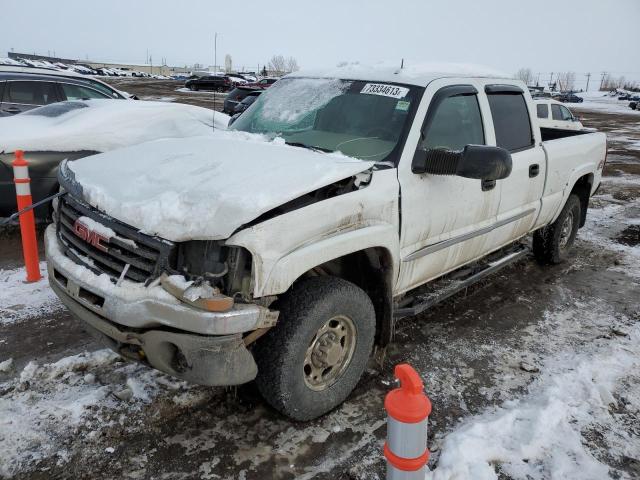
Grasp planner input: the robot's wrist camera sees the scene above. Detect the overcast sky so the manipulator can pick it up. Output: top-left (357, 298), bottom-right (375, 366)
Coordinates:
top-left (2, 0), bottom-right (639, 88)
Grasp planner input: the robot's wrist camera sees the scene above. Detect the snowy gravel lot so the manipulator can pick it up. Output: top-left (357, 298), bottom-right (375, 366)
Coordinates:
top-left (0, 104), bottom-right (639, 479)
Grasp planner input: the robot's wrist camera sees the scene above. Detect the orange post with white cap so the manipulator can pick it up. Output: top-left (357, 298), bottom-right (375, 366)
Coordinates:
top-left (12, 150), bottom-right (42, 282)
top-left (384, 363), bottom-right (432, 479)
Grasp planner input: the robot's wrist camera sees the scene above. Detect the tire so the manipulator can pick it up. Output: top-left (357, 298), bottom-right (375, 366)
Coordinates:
top-left (533, 194), bottom-right (581, 265)
top-left (254, 276), bottom-right (376, 421)
top-left (189, 84), bottom-right (198, 91)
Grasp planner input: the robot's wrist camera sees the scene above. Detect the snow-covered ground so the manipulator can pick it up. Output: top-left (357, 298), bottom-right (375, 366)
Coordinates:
top-left (571, 91), bottom-right (640, 116)
top-left (0, 262), bottom-right (62, 325)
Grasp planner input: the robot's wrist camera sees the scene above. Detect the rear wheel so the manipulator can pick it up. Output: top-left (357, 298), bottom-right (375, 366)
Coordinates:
top-left (533, 194), bottom-right (581, 264)
top-left (254, 276), bottom-right (375, 421)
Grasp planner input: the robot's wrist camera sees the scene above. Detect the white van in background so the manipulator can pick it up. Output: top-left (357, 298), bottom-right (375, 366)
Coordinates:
top-left (535, 98), bottom-right (584, 131)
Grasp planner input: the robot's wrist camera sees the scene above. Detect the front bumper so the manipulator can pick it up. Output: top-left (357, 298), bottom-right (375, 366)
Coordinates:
top-left (45, 225), bottom-right (271, 385)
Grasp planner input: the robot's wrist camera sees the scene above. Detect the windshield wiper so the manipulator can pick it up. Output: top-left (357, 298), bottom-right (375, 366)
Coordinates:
top-left (285, 141), bottom-right (333, 153)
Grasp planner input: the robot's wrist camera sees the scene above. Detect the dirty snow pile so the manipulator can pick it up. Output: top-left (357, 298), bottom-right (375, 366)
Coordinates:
top-left (429, 321), bottom-right (640, 480)
top-left (0, 349), bottom-right (193, 477)
top-left (67, 134), bottom-right (372, 241)
top-left (0, 99), bottom-right (229, 154)
top-left (0, 262), bottom-right (62, 324)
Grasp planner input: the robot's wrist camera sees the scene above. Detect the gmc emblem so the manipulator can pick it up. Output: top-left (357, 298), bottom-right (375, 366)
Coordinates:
top-left (73, 219), bottom-right (109, 252)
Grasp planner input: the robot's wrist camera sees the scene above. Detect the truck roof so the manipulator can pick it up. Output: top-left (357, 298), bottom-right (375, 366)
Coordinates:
top-left (288, 62), bottom-right (511, 87)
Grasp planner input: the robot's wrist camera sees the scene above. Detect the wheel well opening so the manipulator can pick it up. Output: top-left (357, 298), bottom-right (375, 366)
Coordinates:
top-left (570, 174), bottom-right (593, 228)
top-left (303, 248), bottom-right (394, 346)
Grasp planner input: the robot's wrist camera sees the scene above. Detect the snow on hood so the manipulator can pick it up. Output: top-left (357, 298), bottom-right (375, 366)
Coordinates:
top-left (68, 134), bottom-right (374, 241)
top-left (0, 99), bottom-right (229, 154)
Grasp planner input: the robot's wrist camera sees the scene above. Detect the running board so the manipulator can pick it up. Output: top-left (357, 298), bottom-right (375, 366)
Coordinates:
top-left (393, 245), bottom-right (529, 319)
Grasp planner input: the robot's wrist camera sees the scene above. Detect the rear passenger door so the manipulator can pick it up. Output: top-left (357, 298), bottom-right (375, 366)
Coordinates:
top-left (0, 81), bottom-right (60, 115)
top-left (483, 85), bottom-right (545, 247)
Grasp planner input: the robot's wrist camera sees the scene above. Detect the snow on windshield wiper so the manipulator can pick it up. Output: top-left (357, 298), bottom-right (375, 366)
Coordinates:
top-left (285, 142), bottom-right (333, 153)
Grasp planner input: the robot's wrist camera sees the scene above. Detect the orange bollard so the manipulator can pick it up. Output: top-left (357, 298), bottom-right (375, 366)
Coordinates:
top-left (12, 150), bottom-right (42, 282)
top-left (384, 364), bottom-right (432, 479)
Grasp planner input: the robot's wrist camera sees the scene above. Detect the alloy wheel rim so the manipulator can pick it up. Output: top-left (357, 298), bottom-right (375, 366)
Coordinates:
top-left (559, 211), bottom-right (574, 249)
top-left (303, 315), bottom-right (357, 391)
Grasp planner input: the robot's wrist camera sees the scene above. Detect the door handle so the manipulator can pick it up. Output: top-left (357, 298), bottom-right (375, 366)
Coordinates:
top-left (529, 164), bottom-right (540, 178)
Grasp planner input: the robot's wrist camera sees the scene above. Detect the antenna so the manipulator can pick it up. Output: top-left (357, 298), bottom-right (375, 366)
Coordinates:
top-left (400, 58), bottom-right (404, 69)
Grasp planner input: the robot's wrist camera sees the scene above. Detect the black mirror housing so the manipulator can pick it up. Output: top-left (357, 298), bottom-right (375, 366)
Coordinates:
top-left (412, 144), bottom-right (512, 181)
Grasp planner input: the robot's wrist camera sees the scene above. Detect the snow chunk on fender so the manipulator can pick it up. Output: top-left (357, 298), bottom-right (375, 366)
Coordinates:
top-left (68, 134), bottom-right (374, 241)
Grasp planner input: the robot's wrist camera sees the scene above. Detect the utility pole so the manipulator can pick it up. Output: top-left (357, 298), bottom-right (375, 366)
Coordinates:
top-left (585, 73), bottom-right (591, 92)
top-left (214, 32), bottom-right (217, 73)
top-left (549, 72), bottom-right (554, 89)
top-left (599, 72), bottom-right (607, 91)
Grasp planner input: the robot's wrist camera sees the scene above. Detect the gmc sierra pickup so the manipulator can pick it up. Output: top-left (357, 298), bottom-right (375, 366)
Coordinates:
top-left (45, 66), bottom-right (607, 421)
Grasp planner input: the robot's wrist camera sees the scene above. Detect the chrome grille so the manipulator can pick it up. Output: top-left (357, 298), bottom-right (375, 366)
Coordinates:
top-left (57, 195), bottom-right (175, 283)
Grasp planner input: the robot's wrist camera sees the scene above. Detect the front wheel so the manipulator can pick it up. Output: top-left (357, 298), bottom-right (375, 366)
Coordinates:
top-left (533, 194), bottom-right (581, 264)
top-left (189, 84), bottom-right (198, 91)
top-left (254, 276), bottom-right (376, 421)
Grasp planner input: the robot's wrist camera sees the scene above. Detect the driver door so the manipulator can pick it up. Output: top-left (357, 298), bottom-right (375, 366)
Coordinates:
top-left (396, 79), bottom-right (501, 294)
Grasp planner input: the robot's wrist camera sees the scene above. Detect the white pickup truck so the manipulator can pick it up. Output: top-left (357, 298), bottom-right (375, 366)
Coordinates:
top-left (46, 66), bottom-right (607, 421)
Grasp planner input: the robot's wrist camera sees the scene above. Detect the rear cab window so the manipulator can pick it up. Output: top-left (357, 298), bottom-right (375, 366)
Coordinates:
top-left (536, 103), bottom-right (549, 119)
top-left (485, 85), bottom-right (534, 152)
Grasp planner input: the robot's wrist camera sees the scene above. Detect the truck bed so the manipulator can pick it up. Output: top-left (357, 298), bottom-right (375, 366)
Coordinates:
top-left (540, 127), bottom-right (593, 142)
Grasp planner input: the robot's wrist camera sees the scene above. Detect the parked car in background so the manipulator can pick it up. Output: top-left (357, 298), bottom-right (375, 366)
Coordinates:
top-left (223, 86), bottom-right (261, 114)
top-left (630, 101), bottom-right (638, 110)
top-left (227, 75), bottom-right (248, 86)
top-left (554, 93), bottom-right (583, 103)
top-left (0, 100), bottom-right (229, 220)
top-left (238, 73), bottom-right (257, 82)
top-left (228, 90), bottom-right (262, 125)
top-left (0, 70), bottom-right (128, 116)
top-left (245, 77), bottom-right (278, 89)
top-left (185, 75), bottom-right (232, 92)
top-left (535, 99), bottom-right (584, 130)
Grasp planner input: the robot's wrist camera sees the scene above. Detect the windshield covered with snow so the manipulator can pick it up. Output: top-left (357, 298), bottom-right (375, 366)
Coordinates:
top-left (230, 77), bottom-right (420, 163)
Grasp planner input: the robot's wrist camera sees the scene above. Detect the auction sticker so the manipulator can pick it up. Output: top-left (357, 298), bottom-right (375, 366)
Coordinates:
top-left (360, 83), bottom-right (409, 98)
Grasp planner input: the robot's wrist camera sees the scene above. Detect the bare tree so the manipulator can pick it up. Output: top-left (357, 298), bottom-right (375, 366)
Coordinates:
top-left (285, 56), bottom-right (300, 73)
top-left (556, 71), bottom-right (576, 92)
top-left (515, 68), bottom-right (534, 86)
top-left (268, 55), bottom-right (286, 75)
top-left (224, 54), bottom-right (232, 73)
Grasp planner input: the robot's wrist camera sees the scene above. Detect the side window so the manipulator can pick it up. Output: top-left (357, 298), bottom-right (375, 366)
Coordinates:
top-left (61, 84), bottom-right (109, 101)
top-left (536, 103), bottom-right (549, 119)
top-left (487, 92), bottom-right (533, 152)
top-left (5, 81), bottom-right (58, 105)
top-left (551, 104), bottom-right (563, 120)
top-left (560, 105), bottom-right (573, 121)
top-left (421, 94), bottom-right (484, 151)
top-left (88, 81), bottom-right (120, 98)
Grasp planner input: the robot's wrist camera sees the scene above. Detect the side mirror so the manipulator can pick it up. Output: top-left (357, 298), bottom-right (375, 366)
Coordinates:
top-left (412, 144), bottom-right (512, 181)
